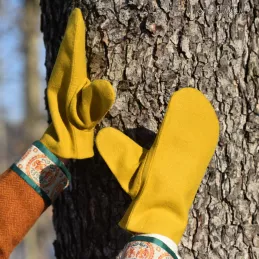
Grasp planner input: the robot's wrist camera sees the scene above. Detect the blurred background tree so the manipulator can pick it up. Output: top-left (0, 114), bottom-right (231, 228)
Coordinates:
top-left (22, 0), bottom-right (42, 142)
top-left (0, 0), bottom-right (55, 258)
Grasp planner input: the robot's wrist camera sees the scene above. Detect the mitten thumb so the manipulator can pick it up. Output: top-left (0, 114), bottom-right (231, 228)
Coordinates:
top-left (96, 127), bottom-right (147, 198)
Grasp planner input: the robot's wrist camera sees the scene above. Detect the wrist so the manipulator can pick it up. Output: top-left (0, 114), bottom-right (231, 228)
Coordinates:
top-left (11, 141), bottom-right (71, 206)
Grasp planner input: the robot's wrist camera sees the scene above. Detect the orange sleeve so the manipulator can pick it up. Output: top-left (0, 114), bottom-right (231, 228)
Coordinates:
top-left (0, 141), bottom-right (70, 259)
top-left (0, 169), bottom-right (46, 258)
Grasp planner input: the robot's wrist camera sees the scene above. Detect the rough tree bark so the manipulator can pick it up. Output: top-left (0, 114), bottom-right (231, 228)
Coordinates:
top-left (40, 0), bottom-right (259, 258)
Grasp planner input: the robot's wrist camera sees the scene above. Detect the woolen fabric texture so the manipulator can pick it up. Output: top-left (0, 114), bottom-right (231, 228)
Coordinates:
top-left (0, 169), bottom-right (46, 258)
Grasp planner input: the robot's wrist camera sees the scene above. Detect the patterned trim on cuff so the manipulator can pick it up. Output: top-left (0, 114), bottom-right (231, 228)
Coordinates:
top-left (33, 141), bottom-right (71, 182)
top-left (128, 235), bottom-right (179, 259)
top-left (135, 234), bottom-right (181, 258)
top-left (11, 141), bottom-right (71, 205)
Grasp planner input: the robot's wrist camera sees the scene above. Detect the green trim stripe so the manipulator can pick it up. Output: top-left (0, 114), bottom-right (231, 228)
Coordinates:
top-left (11, 164), bottom-right (52, 206)
top-left (33, 141), bottom-right (71, 182)
top-left (130, 235), bottom-right (179, 259)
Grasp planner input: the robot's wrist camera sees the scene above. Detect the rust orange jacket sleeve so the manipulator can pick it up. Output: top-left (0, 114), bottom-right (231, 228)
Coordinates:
top-left (0, 141), bottom-right (71, 258)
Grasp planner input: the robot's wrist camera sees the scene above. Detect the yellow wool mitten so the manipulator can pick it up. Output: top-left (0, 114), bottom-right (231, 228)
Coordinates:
top-left (40, 8), bottom-right (115, 159)
top-left (96, 88), bottom-right (219, 244)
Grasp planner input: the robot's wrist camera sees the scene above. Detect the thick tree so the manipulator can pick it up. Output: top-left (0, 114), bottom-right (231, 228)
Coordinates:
top-left (40, 0), bottom-right (259, 258)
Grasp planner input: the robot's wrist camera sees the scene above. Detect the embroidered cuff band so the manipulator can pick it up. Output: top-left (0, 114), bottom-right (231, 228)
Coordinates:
top-left (11, 141), bottom-right (71, 206)
top-left (129, 235), bottom-right (179, 259)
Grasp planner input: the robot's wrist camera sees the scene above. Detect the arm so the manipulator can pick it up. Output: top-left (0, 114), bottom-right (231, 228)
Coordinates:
top-left (0, 141), bottom-right (70, 259)
top-left (0, 8), bottom-right (114, 258)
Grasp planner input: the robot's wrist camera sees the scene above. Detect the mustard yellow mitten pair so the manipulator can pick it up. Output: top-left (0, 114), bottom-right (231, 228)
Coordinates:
top-left (42, 8), bottom-right (220, 245)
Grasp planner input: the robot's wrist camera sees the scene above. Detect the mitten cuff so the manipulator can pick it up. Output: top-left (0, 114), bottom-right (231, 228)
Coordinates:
top-left (129, 235), bottom-right (180, 259)
top-left (11, 141), bottom-right (71, 206)
top-left (117, 234), bottom-right (180, 259)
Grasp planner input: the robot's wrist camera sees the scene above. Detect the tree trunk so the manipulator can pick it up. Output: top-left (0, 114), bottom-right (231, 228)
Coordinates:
top-left (40, 0), bottom-right (259, 258)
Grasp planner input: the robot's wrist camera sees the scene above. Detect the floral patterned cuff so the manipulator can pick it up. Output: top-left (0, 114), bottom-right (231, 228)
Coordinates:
top-left (11, 141), bottom-right (71, 206)
top-left (117, 234), bottom-right (180, 259)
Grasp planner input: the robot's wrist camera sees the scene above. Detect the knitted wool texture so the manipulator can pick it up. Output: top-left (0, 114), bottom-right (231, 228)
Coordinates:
top-left (41, 8), bottom-right (115, 159)
top-left (0, 170), bottom-right (45, 258)
top-left (96, 88), bottom-right (220, 244)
